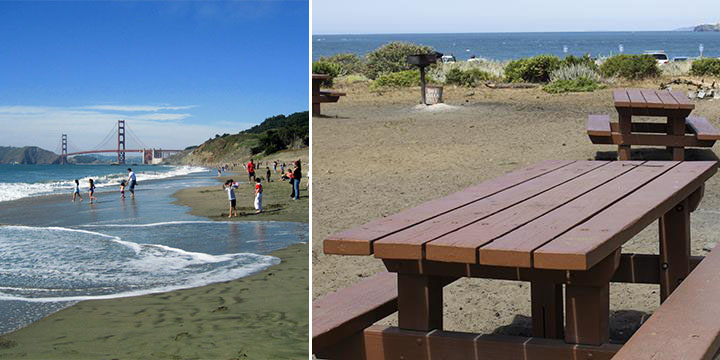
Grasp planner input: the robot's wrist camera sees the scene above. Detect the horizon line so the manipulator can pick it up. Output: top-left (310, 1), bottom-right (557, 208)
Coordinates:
top-left (312, 29), bottom-right (695, 36)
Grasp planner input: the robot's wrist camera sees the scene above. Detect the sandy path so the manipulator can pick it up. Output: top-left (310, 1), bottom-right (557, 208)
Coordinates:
top-left (312, 82), bottom-right (720, 341)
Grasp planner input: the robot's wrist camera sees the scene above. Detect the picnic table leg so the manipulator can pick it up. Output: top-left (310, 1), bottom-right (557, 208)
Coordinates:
top-left (397, 273), bottom-right (444, 331)
top-left (668, 116), bottom-right (686, 161)
top-left (531, 281), bottom-right (564, 339)
top-left (618, 109), bottom-right (632, 160)
top-left (564, 250), bottom-right (620, 346)
top-left (659, 198), bottom-right (691, 302)
top-left (312, 102), bottom-right (321, 116)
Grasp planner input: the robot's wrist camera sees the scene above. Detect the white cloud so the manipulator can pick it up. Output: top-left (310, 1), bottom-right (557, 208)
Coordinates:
top-left (80, 105), bottom-right (196, 112)
top-left (0, 104), bottom-right (227, 152)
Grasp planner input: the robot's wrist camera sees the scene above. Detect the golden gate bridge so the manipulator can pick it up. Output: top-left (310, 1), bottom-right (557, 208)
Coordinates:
top-left (57, 120), bottom-right (182, 165)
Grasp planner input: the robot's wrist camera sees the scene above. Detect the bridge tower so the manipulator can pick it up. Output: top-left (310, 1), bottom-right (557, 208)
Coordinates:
top-left (117, 120), bottom-right (126, 164)
top-left (61, 134), bottom-right (68, 164)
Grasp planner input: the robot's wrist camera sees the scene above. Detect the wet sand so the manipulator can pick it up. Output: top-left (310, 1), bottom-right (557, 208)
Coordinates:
top-left (312, 81), bottom-right (720, 342)
top-left (0, 243), bottom-right (308, 359)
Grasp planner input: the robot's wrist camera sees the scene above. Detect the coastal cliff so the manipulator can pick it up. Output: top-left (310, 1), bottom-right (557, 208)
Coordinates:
top-left (164, 111), bottom-right (309, 165)
top-left (694, 23), bottom-right (720, 32)
top-left (0, 146), bottom-right (59, 164)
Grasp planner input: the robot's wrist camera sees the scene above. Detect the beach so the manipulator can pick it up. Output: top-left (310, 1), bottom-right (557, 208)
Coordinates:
top-left (311, 81), bottom-right (720, 341)
top-left (0, 166), bottom-right (309, 359)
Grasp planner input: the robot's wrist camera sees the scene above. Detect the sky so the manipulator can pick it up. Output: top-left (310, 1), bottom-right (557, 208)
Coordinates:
top-left (0, 1), bottom-right (308, 152)
top-left (312, 0), bottom-right (720, 34)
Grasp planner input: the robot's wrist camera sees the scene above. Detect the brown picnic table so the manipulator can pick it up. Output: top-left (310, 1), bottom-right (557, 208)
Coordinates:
top-left (588, 88), bottom-right (720, 160)
top-left (318, 159), bottom-right (717, 359)
top-left (312, 73), bottom-right (346, 116)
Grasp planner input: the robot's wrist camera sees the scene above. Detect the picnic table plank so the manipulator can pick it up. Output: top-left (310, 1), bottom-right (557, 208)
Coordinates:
top-left (323, 160), bottom-right (575, 255)
top-left (587, 115), bottom-right (612, 136)
top-left (425, 161), bottom-right (643, 264)
top-left (626, 89), bottom-right (648, 108)
top-left (656, 90), bottom-right (680, 109)
top-left (533, 161), bottom-right (717, 270)
top-left (474, 161), bottom-right (678, 267)
top-left (687, 116), bottom-right (720, 141)
top-left (372, 161), bottom-right (609, 260)
top-left (670, 90), bottom-right (695, 110)
top-left (639, 89), bottom-right (665, 109)
top-left (613, 89), bottom-right (631, 108)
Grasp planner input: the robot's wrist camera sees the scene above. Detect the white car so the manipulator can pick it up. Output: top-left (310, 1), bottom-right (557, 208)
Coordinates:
top-left (644, 50), bottom-right (669, 65)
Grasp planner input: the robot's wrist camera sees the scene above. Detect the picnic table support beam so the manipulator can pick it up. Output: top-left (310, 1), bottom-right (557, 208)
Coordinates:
top-left (564, 250), bottom-right (620, 346)
top-left (659, 197), bottom-right (691, 302)
top-left (530, 281), bottom-right (564, 339)
top-left (618, 109), bottom-right (632, 160)
top-left (669, 115), bottom-right (686, 161)
top-left (397, 273), bottom-right (444, 331)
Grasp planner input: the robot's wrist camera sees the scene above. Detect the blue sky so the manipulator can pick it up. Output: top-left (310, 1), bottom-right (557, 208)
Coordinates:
top-left (0, 1), bottom-right (308, 151)
top-left (312, 0), bottom-right (719, 34)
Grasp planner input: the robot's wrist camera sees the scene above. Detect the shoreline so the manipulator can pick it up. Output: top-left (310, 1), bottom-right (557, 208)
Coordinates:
top-left (0, 170), bottom-right (309, 358)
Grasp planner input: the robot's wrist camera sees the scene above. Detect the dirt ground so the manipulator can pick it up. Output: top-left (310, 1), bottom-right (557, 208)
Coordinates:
top-left (311, 80), bottom-right (720, 342)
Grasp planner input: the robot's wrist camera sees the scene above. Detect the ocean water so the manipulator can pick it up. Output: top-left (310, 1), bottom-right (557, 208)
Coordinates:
top-left (0, 166), bottom-right (308, 334)
top-left (312, 31), bottom-right (720, 61)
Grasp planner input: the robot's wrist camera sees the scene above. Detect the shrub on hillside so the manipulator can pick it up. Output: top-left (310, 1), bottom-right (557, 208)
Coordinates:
top-left (505, 55), bottom-right (561, 83)
top-left (445, 67), bottom-right (494, 86)
top-left (317, 53), bottom-right (365, 76)
top-left (364, 42), bottom-right (434, 79)
top-left (550, 64), bottom-right (602, 83)
top-left (370, 70), bottom-right (425, 89)
top-left (599, 55), bottom-right (659, 79)
top-left (312, 60), bottom-right (341, 86)
top-left (561, 54), bottom-right (598, 70)
top-left (544, 77), bottom-right (604, 93)
top-left (690, 58), bottom-right (720, 77)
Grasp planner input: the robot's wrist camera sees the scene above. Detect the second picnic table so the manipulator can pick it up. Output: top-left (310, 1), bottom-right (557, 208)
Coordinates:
top-left (587, 88), bottom-right (720, 160)
top-left (323, 159), bottom-right (716, 358)
top-left (312, 73), bottom-right (346, 116)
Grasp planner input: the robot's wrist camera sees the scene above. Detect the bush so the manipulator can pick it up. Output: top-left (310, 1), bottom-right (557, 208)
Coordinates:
top-left (690, 58), bottom-right (720, 77)
top-left (371, 70), bottom-right (422, 89)
top-left (312, 60), bottom-right (341, 86)
top-left (544, 77), bottom-right (605, 93)
top-left (599, 55), bottom-right (659, 79)
top-left (445, 67), bottom-right (494, 86)
top-left (550, 64), bottom-right (602, 83)
top-left (505, 55), bottom-right (561, 83)
top-left (561, 54), bottom-right (597, 70)
top-left (318, 53), bottom-right (365, 76)
top-left (364, 42), bottom-right (434, 79)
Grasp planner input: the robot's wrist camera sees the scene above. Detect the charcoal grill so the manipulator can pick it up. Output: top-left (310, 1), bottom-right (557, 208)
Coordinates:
top-left (406, 51), bottom-right (443, 105)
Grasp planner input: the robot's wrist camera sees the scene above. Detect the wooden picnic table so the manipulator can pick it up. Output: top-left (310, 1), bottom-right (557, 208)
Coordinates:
top-left (312, 73), bottom-right (345, 116)
top-left (323, 160), bottom-right (717, 359)
top-left (588, 88), bottom-right (720, 161)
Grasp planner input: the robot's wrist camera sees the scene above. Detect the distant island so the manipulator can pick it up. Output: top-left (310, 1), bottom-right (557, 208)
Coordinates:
top-left (0, 146), bottom-right (59, 164)
top-left (676, 23), bottom-right (720, 32)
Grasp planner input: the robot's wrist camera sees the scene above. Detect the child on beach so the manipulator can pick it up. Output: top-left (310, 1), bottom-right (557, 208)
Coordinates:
top-left (120, 180), bottom-right (126, 199)
top-left (224, 179), bottom-right (238, 218)
top-left (72, 179), bottom-right (83, 202)
top-left (88, 179), bottom-right (97, 203)
top-left (254, 178), bottom-right (263, 214)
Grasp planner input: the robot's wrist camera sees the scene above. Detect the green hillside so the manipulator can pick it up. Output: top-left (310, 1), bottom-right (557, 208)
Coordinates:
top-left (0, 146), bottom-right (59, 164)
top-left (165, 111), bottom-right (308, 165)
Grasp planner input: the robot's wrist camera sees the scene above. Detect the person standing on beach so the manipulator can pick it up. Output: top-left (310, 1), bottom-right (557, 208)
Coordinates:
top-left (126, 168), bottom-right (137, 199)
top-left (247, 159), bottom-right (255, 184)
top-left (273, 160), bottom-right (278, 173)
top-left (88, 179), bottom-right (97, 203)
top-left (286, 168), bottom-right (295, 198)
top-left (224, 179), bottom-right (238, 218)
top-left (280, 162), bottom-right (285, 174)
top-left (266, 166), bottom-right (272, 182)
top-left (72, 179), bottom-right (83, 202)
top-left (254, 178), bottom-right (263, 214)
top-left (292, 160), bottom-right (301, 200)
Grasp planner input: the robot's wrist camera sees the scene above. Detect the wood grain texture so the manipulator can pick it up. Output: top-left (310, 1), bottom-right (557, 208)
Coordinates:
top-left (687, 116), bottom-right (720, 140)
top-left (587, 114), bottom-right (612, 136)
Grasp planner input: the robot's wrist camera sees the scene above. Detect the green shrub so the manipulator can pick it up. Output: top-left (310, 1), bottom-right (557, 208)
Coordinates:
top-left (690, 58), bottom-right (720, 77)
top-left (561, 54), bottom-right (597, 70)
top-left (312, 60), bottom-right (341, 86)
top-left (505, 55), bottom-right (561, 83)
top-left (371, 70), bottom-right (422, 89)
top-left (364, 42), bottom-right (434, 79)
top-left (543, 77), bottom-right (604, 93)
top-left (599, 55), bottom-right (659, 79)
top-left (550, 64), bottom-right (602, 82)
top-left (318, 53), bottom-right (365, 76)
top-left (445, 67), bottom-right (494, 86)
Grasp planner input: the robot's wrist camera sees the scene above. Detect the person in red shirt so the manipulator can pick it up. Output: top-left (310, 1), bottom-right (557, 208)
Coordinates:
top-left (247, 159), bottom-right (255, 184)
top-left (254, 178), bottom-right (263, 214)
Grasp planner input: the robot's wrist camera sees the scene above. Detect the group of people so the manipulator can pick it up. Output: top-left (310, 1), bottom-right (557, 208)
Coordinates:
top-left (221, 158), bottom-right (303, 218)
top-left (72, 168), bottom-right (138, 204)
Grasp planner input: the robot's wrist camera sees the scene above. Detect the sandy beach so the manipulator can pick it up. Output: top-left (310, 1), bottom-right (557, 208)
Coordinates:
top-left (0, 168), bottom-right (309, 359)
top-left (312, 81), bottom-right (720, 342)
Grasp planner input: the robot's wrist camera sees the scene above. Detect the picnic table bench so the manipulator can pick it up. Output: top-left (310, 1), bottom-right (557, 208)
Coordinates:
top-left (312, 73), bottom-right (346, 116)
top-left (588, 88), bottom-right (720, 160)
top-left (314, 160), bottom-right (718, 359)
